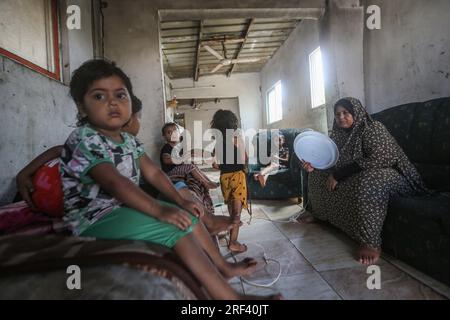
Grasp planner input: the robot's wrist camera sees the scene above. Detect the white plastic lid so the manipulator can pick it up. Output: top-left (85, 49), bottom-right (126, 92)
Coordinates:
top-left (294, 131), bottom-right (339, 170)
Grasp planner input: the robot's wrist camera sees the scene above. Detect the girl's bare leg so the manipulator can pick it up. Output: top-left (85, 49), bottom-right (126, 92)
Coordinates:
top-left (260, 162), bottom-right (279, 176)
top-left (174, 233), bottom-right (282, 300)
top-left (174, 233), bottom-right (239, 299)
top-left (227, 200), bottom-right (247, 253)
top-left (178, 188), bottom-right (238, 235)
top-left (191, 168), bottom-right (219, 189)
top-left (192, 222), bottom-right (258, 278)
top-left (254, 163), bottom-right (278, 188)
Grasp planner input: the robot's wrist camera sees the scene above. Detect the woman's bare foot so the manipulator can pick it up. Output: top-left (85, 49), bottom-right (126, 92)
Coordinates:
top-left (357, 246), bottom-right (381, 265)
top-left (221, 257), bottom-right (259, 279)
top-left (296, 212), bottom-right (315, 224)
top-left (228, 241), bottom-right (248, 254)
top-left (204, 215), bottom-right (242, 235)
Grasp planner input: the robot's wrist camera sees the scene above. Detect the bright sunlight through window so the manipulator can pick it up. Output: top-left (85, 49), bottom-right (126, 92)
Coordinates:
top-left (309, 47), bottom-right (325, 108)
top-left (267, 81), bottom-right (282, 124)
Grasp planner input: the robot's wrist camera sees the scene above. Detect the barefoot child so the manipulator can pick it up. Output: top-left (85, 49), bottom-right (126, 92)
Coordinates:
top-left (160, 122), bottom-right (219, 190)
top-left (254, 132), bottom-right (290, 188)
top-left (58, 59), bottom-right (280, 300)
top-left (160, 122), bottom-right (238, 235)
top-left (211, 110), bottom-right (249, 254)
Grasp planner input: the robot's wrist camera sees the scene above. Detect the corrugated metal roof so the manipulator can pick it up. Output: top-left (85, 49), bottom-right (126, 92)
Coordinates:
top-left (160, 17), bottom-right (300, 79)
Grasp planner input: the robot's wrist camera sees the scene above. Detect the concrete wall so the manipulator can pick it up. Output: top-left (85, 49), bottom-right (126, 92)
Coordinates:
top-left (363, 0), bottom-right (450, 113)
top-left (102, 1), bottom-right (166, 160)
top-left (164, 73), bottom-right (175, 122)
top-left (0, 0), bottom-right (94, 204)
top-left (179, 98), bottom-right (240, 149)
top-left (260, 20), bottom-right (328, 134)
top-left (154, 0), bottom-right (325, 11)
top-left (320, 1), bottom-right (365, 130)
top-left (66, 0), bottom-right (95, 76)
top-left (171, 73), bottom-right (262, 131)
top-left (101, 0), bottom-right (328, 161)
top-left (0, 57), bottom-right (77, 205)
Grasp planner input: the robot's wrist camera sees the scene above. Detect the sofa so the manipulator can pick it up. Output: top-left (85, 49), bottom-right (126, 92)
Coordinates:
top-left (371, 97), bottom-right (450, 287)
top-left (0, 233), bottom-right (208, 299)
top-left (0, 201), bottom-right (208, 299)
top-left (247, 128), bottom-right (307, 201)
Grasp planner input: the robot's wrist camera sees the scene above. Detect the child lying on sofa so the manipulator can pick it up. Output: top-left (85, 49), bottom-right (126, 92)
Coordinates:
top-left (254, 132), bottom-right (290, 188)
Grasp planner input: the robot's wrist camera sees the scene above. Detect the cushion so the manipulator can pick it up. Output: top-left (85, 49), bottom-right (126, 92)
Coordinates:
top-left (382, 193), bottom-right (450, 286)
top-left (32, 159), bottom-right (64, 218)
top-left (414, 163), bottom-right (450, 191)
top-left (430, 98), bottom-right (450, 164)
top-left (372, 97), bottom-right (450, 189)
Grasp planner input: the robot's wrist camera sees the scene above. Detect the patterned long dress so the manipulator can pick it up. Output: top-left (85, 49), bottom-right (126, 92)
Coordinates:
top-left (308, 98), bottom-right (426, 248)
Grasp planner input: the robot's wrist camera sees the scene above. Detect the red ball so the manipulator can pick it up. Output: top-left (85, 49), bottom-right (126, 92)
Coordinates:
top-left (32, 159), bottom-right (64, 218)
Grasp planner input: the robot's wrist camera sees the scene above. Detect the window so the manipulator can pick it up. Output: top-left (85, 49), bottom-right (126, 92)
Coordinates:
top-left (309, 47), bottom-right (325, 108)
top-left (266, 81), bottom-right (283, 124)
top-left (0, 0), bottom-right (60, 80)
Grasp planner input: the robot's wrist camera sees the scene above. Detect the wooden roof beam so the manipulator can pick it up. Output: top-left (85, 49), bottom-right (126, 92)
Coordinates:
top-left (194, 20), bottom-right (203, 81)
top-left (228, 18), bottom-right (254, 77)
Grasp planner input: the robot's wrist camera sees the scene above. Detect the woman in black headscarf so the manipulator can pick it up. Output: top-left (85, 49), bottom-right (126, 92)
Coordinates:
top-left (302, 97), bottom-right (426, 265)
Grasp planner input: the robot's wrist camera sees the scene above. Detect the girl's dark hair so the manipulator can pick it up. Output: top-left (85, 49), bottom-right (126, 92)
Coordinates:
top-left (162, 122), bottom-right (178, 135)
top-left (334, 98), bottom-right (355, 117)
top-left (131, 95), bottom-right (142, 114)
top-left (210, 109), bottom-right (239, 134)
top-left (70, 59), bottom-right (134, 126)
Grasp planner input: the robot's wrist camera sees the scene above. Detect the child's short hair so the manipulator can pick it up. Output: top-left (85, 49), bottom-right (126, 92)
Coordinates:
top-left (70, 59), bottom-right (134, 126)
top-left (162, 122), bottom-right (178, 135)
top-left (210, 109), bottom-right (239, 133)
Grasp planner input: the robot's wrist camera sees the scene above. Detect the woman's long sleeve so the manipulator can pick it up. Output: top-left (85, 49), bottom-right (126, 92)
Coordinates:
top-left (333, 162), bottom-right (362, 182)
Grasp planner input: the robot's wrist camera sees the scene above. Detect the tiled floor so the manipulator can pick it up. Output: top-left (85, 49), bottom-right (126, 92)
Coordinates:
top-left (205, 168), bottom-right (450, 300)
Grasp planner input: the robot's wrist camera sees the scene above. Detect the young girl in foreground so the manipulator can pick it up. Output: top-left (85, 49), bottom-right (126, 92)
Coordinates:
top-left (60, 59), bottom-right (281, 300)
top-left (211, 110), bottom-right (249, 253)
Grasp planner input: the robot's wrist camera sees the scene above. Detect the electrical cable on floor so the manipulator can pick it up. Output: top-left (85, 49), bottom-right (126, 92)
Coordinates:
top-left (244, 199), bottom-right (309, 225)
top-left (238, 242), bottom-right (282, 288)
top-left (224, 236), bottom-right (282, 288)
top-left (215, 168), bottom-right (308, 288)
top-left (227, 200), bottom-right (310, 287)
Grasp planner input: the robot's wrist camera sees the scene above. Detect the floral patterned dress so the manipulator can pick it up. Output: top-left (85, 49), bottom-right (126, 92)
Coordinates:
top-left (308, 98), bottom-right (426, 248)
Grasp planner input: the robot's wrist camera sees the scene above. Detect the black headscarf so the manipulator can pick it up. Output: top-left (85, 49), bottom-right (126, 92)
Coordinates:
top-left (334, 98), bottom-right (356, 118)
top-left (330, 97), bottom-right (427, 193)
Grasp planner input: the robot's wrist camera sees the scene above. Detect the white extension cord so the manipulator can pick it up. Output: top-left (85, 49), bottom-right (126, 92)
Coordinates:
top-left (238, 242), bottom-right (282, 288)
top-left (223, 201), bottom-right (309, 288)
top-left (246, 203), bottom-right (308, 225)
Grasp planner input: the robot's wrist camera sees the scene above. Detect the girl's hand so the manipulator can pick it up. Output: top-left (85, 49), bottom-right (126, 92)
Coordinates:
top-left (300, 160), bottom-right (315, 173)
top-left (326, 175), bottom-right (338, 191)
top-left (181, 199), bottom-right (204, 218)
top-left (159, 206), bottom-right (193, 230)
top-left (16, 171), bottom-right (37, 210)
